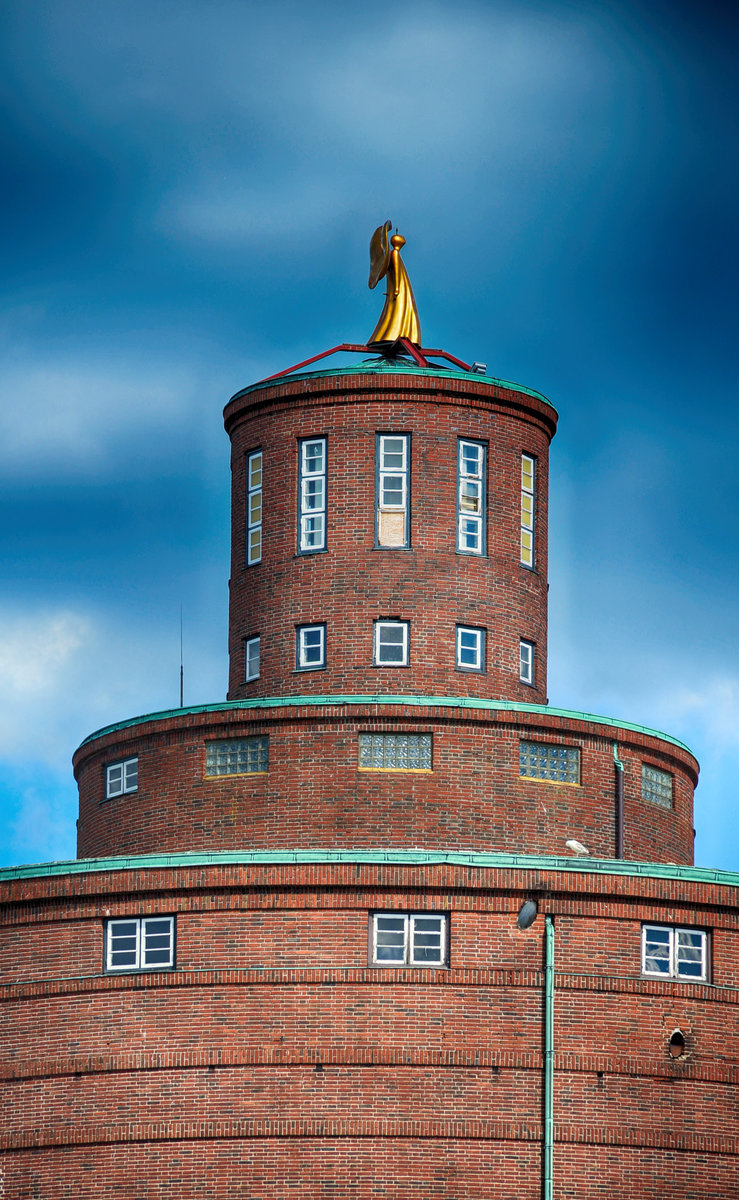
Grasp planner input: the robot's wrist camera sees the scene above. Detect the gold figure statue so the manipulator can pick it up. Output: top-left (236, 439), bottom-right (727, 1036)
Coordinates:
top-left (367, 220), bottom-right (421, 346)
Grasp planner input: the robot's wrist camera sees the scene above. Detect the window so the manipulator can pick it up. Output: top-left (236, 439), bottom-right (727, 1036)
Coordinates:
top-left (105, 917), bottom-right (175, 972)
top-left (105, 757), bottom-right (138, 799)
top-left (520, 740), bottom-right (580, 784)
top-left (246, 450), bottom-right (263, 565)
top-left (245, 635), bottom-right (260, 682)
top-left (372, 913), bottom-right (447, 966)
top-left (376, 434), bottom-right (410, 547)
top-left (520, 639), bottom-right (535, 685)
top-left (374, 620), bottom-right (409, 666)
top-left (296, 624), bottom-right (326, 670)
top-left (456, 625), bottom-right (485, 672)
top-left (520, 454), bottom-right (535, 568)
top-left (298, 437), bottom-right (326, 553)
top-left (642, 925), bottom-right (708, 981)
top-left (457, 439), bottom-right (486, 554)
top-left (205, 737), bottom-right (269, 775)
top-left (359, 733), bottom-right (432, 771)
top-left (642, 763), bottom-right (673, 809)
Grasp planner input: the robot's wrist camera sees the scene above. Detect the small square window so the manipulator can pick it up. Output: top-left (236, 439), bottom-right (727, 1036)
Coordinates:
top-left (297, 624), bottom-right (326, 670)
top-left (642, 925), bottom-right (708, 981)
top-left (105, 916), bottom-right (175, 972)
top-left (520, 639), bottom-right (535, 685)
top-left (205, 737), bottom-right (269, 776)
top-left (374, 620), bottom-right (409, 666)
top-left (245, 635), bottom-right (260, 682)
top-left (456, 626), bottom-right (485, 672)
top-left (105, 757), bottom-right (138, 799)
top-left (358, 733), bottom-right (432, 770)
top-left (519, 741), bottom-right (580, 784)
top-left (372, 913), bottom-right (447, 966)
top-left (641, 764), bottom-right (673, 809)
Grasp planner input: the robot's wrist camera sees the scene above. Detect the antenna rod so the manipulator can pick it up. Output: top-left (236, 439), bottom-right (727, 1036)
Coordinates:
top-left (179, 605), bottom-right (184, 708)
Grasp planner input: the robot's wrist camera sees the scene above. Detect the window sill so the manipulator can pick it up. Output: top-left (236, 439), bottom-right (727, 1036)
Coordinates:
top-left (204, 771), bottom-right (268, 780)
top-left (358, 767), bottom-right (433, 774)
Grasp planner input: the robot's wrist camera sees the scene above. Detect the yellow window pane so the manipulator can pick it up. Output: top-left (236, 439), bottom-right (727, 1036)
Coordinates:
top-left (521, 530), bottom-right (533, 565)
top-left (249, 454), bottom-right (262, 488)
top-left (249, 494), bottom-right (262, 524)
top-left (249, 529), bottom-right (262, 558)
top-left (521, 495), bottom-right (533, 528)
top-left (521, 457), bottom-right (534, 491)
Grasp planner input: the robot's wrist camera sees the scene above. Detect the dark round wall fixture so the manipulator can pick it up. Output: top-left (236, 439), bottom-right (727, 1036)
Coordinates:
top-left (669, 1030), bottom-right (687, 1058)
top-left (517, 899), bottom-right (539, 929)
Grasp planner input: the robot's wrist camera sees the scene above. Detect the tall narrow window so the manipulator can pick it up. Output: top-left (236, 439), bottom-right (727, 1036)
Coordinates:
top-left (520, 639), bottom-right (535, 685)
top-left (245, 635), bottom-right (260, 682)
top-left (246, 450), bottom-right (263, 565)
top-left (376, 434), bottom-right (409, 548)
top-left (298, 437), bottom-right (326, 553)
top-left (458, 439), bottom-right (486, 555)
top-left (520, 454), bottom-right (535, 568)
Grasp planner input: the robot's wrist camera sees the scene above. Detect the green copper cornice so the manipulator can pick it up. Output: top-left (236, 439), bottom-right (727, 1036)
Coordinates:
top-left (75, 694), bottom-right (695, 758)
top-left (0, 848), bottom-right (736, 887)
top-left (228, 364), bottom-right (556, 412)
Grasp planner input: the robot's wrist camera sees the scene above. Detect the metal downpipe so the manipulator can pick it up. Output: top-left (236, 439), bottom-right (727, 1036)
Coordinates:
top-left (543, 914), bottom-right (555, 1200)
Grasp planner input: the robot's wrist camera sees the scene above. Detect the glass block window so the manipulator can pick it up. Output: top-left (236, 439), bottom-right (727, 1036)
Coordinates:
top-left (105, 757), bottom-right (138, 799)
top-left (377, 434), bottom-right (410, 547)
top-left (374, 620), bottom-right (409, 666)
top-left (372, 913), bottom-right (447, 966)
top-left (245, 635), bottom-right (260, 682)
top-left (205, 737), bottom-right (269, 776)
top-left (642, 763), bottom-right (673, 809)
top-left (457, 439), bottom-right (486, 555)
top-left (246, 450), bottom-right (263, 565)
top-left (359, 733), bottom-right (432, 771)
top-left (296, 624), bottom-right (326, 670)
top-left (105, 916), bottom-right (174, 972)
top-left (642, 925), bottom-right (708, 981)
top-left (520, 454), bottom-right (535, 568)
top-left (520, 639), bottom-right (535, 685)
top-left (519, 740), bottom-right (580, 784)
top-left (456, 625), bottom-right (485, 671)
top-left (298, 437), bottom-right (326, 553)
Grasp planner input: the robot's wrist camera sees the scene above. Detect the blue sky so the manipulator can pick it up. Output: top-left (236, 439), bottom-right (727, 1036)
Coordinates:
top-left (1, 0), bottom-right (737, 870)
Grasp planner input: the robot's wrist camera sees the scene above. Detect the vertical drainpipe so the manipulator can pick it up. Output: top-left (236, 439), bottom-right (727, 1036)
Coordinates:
top-left (613, 742), bottom-right (625, 859)
top-left (543, 915), bottom-right (555, 1200)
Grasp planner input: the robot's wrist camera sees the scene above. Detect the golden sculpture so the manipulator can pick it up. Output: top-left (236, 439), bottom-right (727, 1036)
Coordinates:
top-left (367, 221), bottom-right (421, 346)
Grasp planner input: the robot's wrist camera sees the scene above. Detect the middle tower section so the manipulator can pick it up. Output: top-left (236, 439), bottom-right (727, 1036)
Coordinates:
top-left (224, 367), bottom-right (557, 705)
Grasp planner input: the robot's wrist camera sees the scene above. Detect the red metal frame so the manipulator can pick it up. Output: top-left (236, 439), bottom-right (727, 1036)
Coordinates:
top-left (259, 341), bottom-right (472, 383)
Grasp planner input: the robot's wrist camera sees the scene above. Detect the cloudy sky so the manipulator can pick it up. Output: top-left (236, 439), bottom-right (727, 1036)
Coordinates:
top-left (1, 0), bottom-right (737, 870)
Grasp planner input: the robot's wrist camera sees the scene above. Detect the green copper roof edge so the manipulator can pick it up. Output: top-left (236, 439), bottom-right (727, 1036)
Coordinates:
top-left (228, 366), bottom-right (555, 412)
top-left (0, 848), bottom-right (736, 888)
top-left (74, 695), bottom-right (695, 758)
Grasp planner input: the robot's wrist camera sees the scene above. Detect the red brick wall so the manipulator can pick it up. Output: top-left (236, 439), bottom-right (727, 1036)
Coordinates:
top-left (2, 860), bottom-right (737, 1198)
top-left (74, 703), bottom-right (697, 863)
top-left (224, 372), bottom-right (556, 705)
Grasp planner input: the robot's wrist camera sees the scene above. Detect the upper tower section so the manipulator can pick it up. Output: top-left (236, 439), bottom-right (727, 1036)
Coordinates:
top-left (224, 227), bottom-right (557, 704)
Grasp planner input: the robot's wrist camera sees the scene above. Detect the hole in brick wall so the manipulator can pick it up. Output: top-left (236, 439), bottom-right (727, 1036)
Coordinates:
top-left (669, 1030), bottom-right (686, 1058)
top-left (490, 1065), bottom-right (499, 1077)
top-left (314, 1062), bottom-right (323, 1073)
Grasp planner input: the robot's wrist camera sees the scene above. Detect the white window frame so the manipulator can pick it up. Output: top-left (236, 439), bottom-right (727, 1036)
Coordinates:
top-left (457, 439), bottom-right (486, 555)
top-left (374, 620), bottom-right (409, 666)
top-left (298, 437), bottom-right (326, 553)
top-left (520, 453), bottom-right (535, 568)
top-left (205, 737), bottom-right (269, 776)
top-left (105, 756), bottom-right (138, 799)
top-left (642, 925), bottom-right (708, 982)
top-left (520, 639), bottom-right (535, 685)
top-left (296, 623), bottom-right (326, 670)
top-left (371, 913), bottom-right (448, 967)
top-left (245, 635), bottom-right (260, 682)
top-left (105, 916), bottom-right (175, 973)
top-left (376, 434), bottom-right (410, 547)
top-left (456, 625), bottom-right (485, 672)
top-left (246, 449), bottom-right (263, 566)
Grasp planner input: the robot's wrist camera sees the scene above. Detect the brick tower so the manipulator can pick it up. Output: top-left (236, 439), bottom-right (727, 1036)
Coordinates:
top-left (2, 230), bottom-right (738, 1198)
